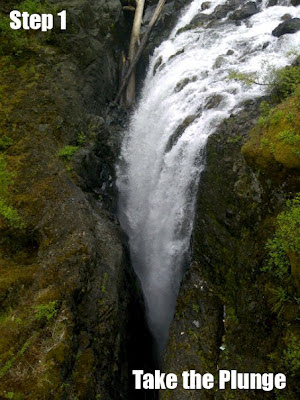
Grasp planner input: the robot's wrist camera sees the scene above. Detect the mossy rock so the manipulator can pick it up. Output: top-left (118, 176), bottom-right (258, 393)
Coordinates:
top-left (242, 87), bottom-right (300, 173)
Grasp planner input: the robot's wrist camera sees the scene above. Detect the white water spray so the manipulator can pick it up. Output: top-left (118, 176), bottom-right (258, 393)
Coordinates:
top-left (117, 0), bottom-right (300, 355)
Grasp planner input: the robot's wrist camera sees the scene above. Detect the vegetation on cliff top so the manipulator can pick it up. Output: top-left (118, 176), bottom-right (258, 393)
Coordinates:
top-left (242, 62), bottom-right (300, 172)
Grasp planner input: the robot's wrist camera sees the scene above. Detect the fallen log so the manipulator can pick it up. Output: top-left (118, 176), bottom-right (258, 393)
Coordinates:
top-left (116, 0), bottom-right (166, 106)
top-left (125, 0), bottom-right (146, 108)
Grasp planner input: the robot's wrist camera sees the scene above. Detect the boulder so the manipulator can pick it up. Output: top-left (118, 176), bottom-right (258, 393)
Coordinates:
top-left (272, 18), bottom-right (300, 37)
top-left (229, 1), bottom-right (259, 20)
top-left (212, 0), bottom-right (242, 20)
top-left (201, 1), bottom-right (212, 11)
top-left (267, 0), bottom-right (278, 6)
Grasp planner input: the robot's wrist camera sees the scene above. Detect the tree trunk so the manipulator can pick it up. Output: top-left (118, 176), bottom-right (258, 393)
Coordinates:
top-left (125, 0), bottom-right (145, 108)
top-left (116, 0), bottom-right (166, 106)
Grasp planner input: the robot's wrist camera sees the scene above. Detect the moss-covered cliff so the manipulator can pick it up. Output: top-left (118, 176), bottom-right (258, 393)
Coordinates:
top-left (162, 64), bottom-right (300, 399)
top-left (0, 1), bottom-right (155, 399)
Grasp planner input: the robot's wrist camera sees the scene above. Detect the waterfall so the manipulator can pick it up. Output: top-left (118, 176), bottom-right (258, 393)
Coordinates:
top-left (117, 0), bottom-right (300, 357)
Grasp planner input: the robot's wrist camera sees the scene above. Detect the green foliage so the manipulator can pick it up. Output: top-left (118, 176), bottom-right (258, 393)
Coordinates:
top-left (35, 301), bottom-right (58, 322)
top-left (260, 137), bottom-right (269, 147)
top-left (228, 63), bottom-right (300, 101)
top-left (0, 135), bottom-right (14, 150)
top-left (0, 199), bottom-right (25, 229)
top-left (192, 303), bottom-right (200, 313)
top-left (276, 196), bottom-right (300, 253)
top-left (283, 334), bottom-right (300, 376)
top-left (260, 100), bottom-right (272, 118)
top-left (263, 237), bottom-right (290, 279)
top-left (269, 110), bottom-right (284, 125)
top-left (4, 393), bottom-right (14, 399)
top-left (58, 145), bottom-right (79, 161)
top-left (262, 195), bottom-right (300, 279)
top-left (227, 70), bottom-right (260, 86)
top-left (269, 286), bottom-right (289, 315)
top-left (286, 112), bottom-right (295, 124)
top-left (227, 134), bottom-right (242, 144)
top-left (0, 338), bottom-right (32, 378)
top-left (272, 66), bottom-right (300, 100)
top-left (77, 132), bottom-right (86, 147)
top-left (276, 129), bottom-right (300, 145)
top-left (0, 155), bottom-right (25, 228)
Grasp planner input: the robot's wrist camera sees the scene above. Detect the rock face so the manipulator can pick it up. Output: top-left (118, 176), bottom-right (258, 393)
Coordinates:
top-left (272, 18), bottom-right (300, 37)
top-left (162, 90), bottom-right (300, 398)
top-left (0, 1), bottom-right (155, 399)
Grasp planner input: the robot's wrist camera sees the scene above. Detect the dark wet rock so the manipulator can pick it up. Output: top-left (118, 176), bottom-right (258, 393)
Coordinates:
top-left (201, 1), bottom-right (212, 10)
top-left (212, 0), bottom-right (242, 20)
top-left (161, 264), bottom-right (223, 400)
top-left (175, 76), bottom-right (197, 92)
top-left (262, 41), bottom-right (270, 49)
top-left (204, 94), bottom-right (224, 109)
top-left (163, 92), bottom-right (300, 398)
top-left (267, 0), bottom-right (278, 6)
top-left (229, 1), bottom-right (259, 20)
top-left (153, 56), bottom-right (163, 76)
top-left (176, 13), bottom-right (210, 35)
top-left (291, 0), bottom-right (300, 6)
top-left (165, 114), bottom-right (199, 152)
top-left (168, 48), bottom-right (185, 62)
top-left (213, 55), bottom-right (225, 69)
top-left (281, 13), bottom-right (292, 22)
top-left (272, 17), bottom-right (300, 37)
top-left (227, 49), bottom-right (235, 55)
top-left (190, 12), bottom-right (211, 25)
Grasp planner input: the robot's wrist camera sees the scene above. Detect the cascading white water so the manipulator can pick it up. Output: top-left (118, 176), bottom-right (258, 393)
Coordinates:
top-left (117, 0), bottom-right (300, 356)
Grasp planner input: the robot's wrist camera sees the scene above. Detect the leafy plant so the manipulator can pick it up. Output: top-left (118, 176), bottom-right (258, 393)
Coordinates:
top-left (262, 195), bottom-right (300, 279)
top-left (276, 129), bottom-right (300, 145)
top-left (35, 301), bottom-right (58, 322)
top-left (77, 132), bottom-right (86, 147)
top-left (228, 63), bottom-right (300, 101)
top-left (269, 286), bottom-right (289, 316)
top-left (58, 145), bottom-right (79, 161)
top-left (272, 66), bottom-right (300, 100)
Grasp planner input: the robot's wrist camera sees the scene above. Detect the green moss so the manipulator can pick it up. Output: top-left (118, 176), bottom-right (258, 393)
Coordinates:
top-left (0, 136), bottom-right (13, 151)
top-left (242, 83), bottom-right (300, 171)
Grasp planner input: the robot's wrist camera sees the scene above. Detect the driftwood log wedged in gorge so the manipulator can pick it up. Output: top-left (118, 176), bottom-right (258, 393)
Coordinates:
top-left (125, 0), bottom-right (145, 108)
top-left (116, 0), bottom-right (167, 107)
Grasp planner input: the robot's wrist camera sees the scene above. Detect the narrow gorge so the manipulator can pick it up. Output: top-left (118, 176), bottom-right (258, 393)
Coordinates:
top-left (0, 0), bottom-right (299, 399)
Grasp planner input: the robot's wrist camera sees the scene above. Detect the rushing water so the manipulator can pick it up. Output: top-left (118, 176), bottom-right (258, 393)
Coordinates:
top-left (117, 0), bottom-right (300, 356)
